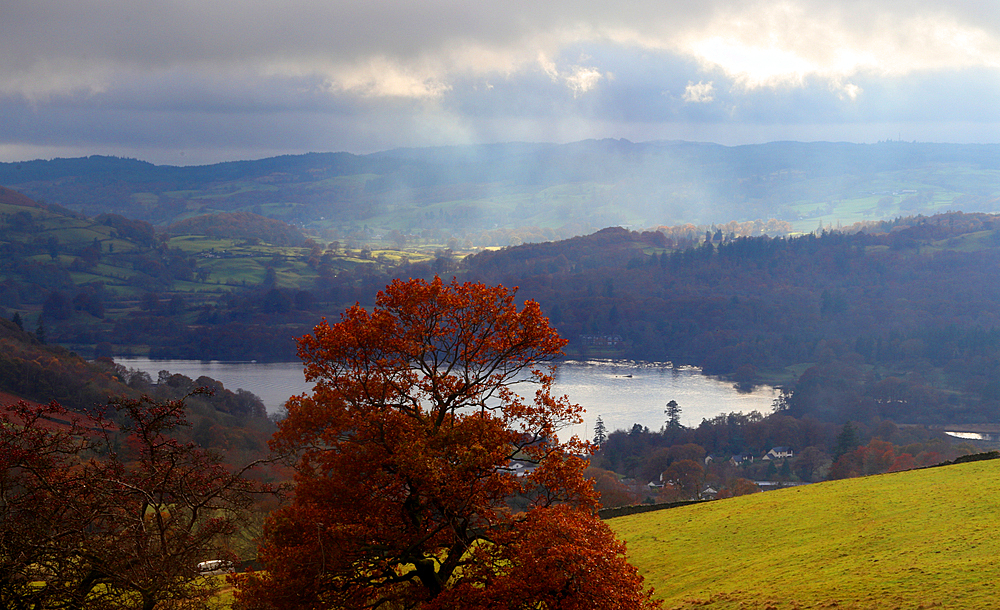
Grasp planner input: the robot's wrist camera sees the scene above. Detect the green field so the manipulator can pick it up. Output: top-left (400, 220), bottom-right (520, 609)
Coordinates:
top-left (783, 166), bottom-right (1000, 233)
top-left (612, 459), bottom-right (1000, 609)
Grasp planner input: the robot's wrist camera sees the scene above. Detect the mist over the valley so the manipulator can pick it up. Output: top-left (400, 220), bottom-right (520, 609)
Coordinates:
top-left (4, 140), bottom-right (1000, 248)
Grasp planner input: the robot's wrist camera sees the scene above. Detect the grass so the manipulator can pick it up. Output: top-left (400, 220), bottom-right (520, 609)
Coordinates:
top-left (169, 235), bottom-right (243, 253)
top-left (610, 459), bottom-right (1000, 609)
top-left (780, 165), bottom-right (993, 233)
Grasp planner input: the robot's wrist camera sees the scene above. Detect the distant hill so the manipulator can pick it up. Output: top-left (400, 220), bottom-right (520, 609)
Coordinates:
top-left (165, 211), bottom-right (309, 246)
top-left (5, 141), bottom-right (1000, 241)
top-left (612, 456), bottom-right (1000, 609)
top-left (0, 188), bottom-right (325, 362)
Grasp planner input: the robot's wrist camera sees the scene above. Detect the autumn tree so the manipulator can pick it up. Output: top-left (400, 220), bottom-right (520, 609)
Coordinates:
top-left (659, 459), bottom-right (704, 500)
top-left (0, 400), bottom-right (97, 610)
top-left (234, 277), bottom-right (660, 610)
top-left (0, 394), bottom-right (275, 610)
top-left (717, 478), bottom-right (762, 499)
top-left (585, 466), bottom-right (640, 508)
top-left (85, 393), bottom-right (275, 610)
top-left (828, 437), bottom-right (900, 480)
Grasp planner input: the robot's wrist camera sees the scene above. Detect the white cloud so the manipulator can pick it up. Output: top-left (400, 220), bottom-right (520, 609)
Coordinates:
top-left (564, 66), bottom-right (603, 97)
top-left (683, 81), bottom-right (715, 103)
top-left (5, 0), bottom-right (1000, 101)
top-left (538, 53), bottom-right (561, 81)
top-left (676, 2), bottom-right (1000, 90)
top-left (838, 82), bottom-right (862, 101)
top-left (535, 54), bottom-right (603, 96)
top-left (326, 58), bottom-right (452, 99)
top-left (688, 37), bottom-right (814, 89)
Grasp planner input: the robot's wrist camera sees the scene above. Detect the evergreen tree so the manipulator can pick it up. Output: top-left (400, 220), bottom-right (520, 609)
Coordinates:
top-left (765, 460), bottom-right (778, 479)
top-left (11, 311), bottom-right (23, 331)
top-left (778, 458), bottom-right (792, 480)
top-left (593, 415), bottom-right (607, 446)
top-left (35, 315), bottom-right (46, 344)
top-left (665, 400), bottom-right (682, 430)
top-left (834, 421), bottom-right (860, 460)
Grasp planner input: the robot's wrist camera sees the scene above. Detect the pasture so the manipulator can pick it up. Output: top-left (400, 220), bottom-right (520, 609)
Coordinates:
top-left (611, 459), bottom-right (1000, 609)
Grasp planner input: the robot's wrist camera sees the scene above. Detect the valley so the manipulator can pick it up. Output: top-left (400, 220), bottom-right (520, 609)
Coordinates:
top-left (4, 141), bottom-right (1000, 608)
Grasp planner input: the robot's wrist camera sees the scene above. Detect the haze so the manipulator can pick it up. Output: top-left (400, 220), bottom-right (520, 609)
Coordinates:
top-left (3, 0), bottom-right (1000, 165)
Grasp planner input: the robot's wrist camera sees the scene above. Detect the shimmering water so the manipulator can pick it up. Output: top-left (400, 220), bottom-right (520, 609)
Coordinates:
top-left (117, 358), bottom-right (778, 437)
top-left (552, 360), bottom-right (777, 439)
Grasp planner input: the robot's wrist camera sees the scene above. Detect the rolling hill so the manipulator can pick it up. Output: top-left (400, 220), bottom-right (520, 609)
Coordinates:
top-left (9, 176), bottom-right (1000, 424)
top-left (5, 141), bottom-right (1000, 241)
top-left (612, 457), bottom-right (1000, 609)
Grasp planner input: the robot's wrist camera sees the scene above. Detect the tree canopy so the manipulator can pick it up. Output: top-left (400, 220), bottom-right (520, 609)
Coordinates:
top-left (234, 277), bottom-right (660, 609)
top-left (0, 393), bottom-right (274, 610)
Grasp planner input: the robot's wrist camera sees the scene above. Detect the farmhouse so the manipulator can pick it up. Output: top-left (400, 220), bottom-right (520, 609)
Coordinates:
top-left (505, 460), bottom-right (538, 477)
top-left (730, 453), bottom-right (754, 466)
top-left (762, 446), bottom-right (793, 460)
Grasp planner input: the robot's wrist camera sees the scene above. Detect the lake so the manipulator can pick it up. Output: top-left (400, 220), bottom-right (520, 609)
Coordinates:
top-left (116, 358), bottom-right (779, 439)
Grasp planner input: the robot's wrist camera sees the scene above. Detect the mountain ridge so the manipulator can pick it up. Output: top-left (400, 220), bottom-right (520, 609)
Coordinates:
top-left (5, 141), bottom-right (1000, 240)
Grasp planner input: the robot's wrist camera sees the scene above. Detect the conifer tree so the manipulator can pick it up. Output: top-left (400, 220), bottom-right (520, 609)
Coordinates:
top-left (35, 314), bottom-right (46, 344)
top-left (665, 399), bottom-right (682, 430)
top-left (594, 415), bottom-right (608, 446)
top-left (834, 421), bottom-right (861, 460)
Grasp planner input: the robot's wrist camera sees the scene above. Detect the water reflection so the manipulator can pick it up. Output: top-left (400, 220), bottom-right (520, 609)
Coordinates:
top-left (552, 360), bottom-right (777, 441)
top-left (117, 358), bottom-right (311, 416)
top-left (116, 358), bottom-right (778, 438)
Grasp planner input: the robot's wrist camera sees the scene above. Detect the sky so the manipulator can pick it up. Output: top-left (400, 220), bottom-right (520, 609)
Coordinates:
top-left (3, 0), bottom-right (1000, 165)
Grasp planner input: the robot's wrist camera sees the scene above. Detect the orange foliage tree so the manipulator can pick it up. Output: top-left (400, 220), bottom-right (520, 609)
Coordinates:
top-left (0, 394), bottom-right (274, 610)
top-left (585, 466), bottom-right (641, 508)
top-left (234, 277), bottom-right (660, 610)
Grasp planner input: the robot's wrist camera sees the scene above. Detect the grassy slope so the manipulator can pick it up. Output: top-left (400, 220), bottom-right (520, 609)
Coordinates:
top-left (611, 460), bottom-right (1000, 609)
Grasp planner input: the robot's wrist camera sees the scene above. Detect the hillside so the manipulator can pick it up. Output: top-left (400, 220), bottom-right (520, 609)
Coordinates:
top-left (165, 211), bottom-right (310, 246)
top-left (0, 185), bottom-right (44, 209)
top-left (9, 175), bottom-right (1000, 424)
top-left (6, 141), bottom-right (1000, 241)
top-left (0, 187), bottom-right (364, 361)
top-left (467, 213), bottom-right (1000, 424)
top-left (0, 311), bottom-right (275, 466)
top-left (611, 457), bottom-right (1000, 609)
top-left (0, 315), bottom-right (133, 412)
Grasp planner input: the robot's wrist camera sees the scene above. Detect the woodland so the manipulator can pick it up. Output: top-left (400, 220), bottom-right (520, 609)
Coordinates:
top-left (9, 189), bottom-right (1000, 426)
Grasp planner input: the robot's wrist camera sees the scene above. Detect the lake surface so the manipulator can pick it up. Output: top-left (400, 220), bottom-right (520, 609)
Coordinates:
top-left (117, 358), bottom-right (778, 438)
